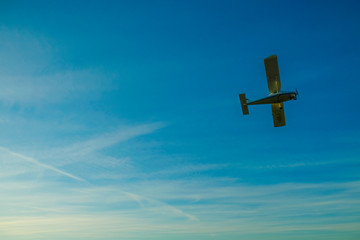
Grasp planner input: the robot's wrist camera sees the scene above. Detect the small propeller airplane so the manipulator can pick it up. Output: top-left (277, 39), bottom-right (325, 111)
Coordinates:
top-left (239, 55), bottom-right (298, 127)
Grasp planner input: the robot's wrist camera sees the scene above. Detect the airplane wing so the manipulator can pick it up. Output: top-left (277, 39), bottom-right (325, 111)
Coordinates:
top-left (271, 103), bottom-right (285, 127)
top-left (264, 55), bottom-right (281, 94)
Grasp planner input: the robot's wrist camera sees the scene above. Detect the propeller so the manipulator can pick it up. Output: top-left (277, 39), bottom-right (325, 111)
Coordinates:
top-left (294, 88), bottom-right (299, 100)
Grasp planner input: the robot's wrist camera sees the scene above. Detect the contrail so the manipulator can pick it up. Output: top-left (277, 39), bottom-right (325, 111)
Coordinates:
top-left (0, 146), bottom-right (86, 182)
top-left (121, 190), bottom-right (198, 221)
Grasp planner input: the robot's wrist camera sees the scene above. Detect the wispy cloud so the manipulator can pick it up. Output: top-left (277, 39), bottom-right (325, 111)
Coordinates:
top-left (1, 179), bottom-right (360, 239)
top-left (0, 122), bottom-right (203, 233)
top-left (0, 68), bottom-right (116, 106)
top-left (41, 122), bottom-right (166, 170)
top-left (121, 190), bottom-right (198, 221)
top-left (57, 123), bottom-right (166, 157)
top-left (0, 146), bottom-right (86, 182)
top-left (0, 28), bottom-right (116, 106)
top-left (152, 163), bottom-right (227, 177)
top-left (0, 122), bottom-right (166, 182)
top-left (1, 116), bottom-right (359, 239)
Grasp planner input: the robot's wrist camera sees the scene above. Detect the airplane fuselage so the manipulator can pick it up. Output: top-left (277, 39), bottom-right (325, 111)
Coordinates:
top-left (247, 91), bottom-right (297, 105)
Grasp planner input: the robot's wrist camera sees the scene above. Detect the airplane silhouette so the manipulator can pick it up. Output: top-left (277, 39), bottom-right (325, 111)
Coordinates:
top-left (239, 55), bottom-right (298, 127)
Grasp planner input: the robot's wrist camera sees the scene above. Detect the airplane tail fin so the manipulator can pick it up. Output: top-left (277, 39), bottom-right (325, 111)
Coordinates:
top-left (239, 93), bottom-right (249, 115)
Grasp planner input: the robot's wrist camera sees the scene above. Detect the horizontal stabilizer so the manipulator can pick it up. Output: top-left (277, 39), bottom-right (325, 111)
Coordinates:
top-left (239, 94), bottom-right (249, 115)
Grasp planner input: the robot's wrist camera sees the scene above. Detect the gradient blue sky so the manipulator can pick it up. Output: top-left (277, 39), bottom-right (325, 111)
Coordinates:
top-left (1, 0), bottom-right (360, 239)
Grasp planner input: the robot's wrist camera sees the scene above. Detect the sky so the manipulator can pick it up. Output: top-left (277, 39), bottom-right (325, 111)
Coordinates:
top-left (0, 0), bottom-right (360, 239)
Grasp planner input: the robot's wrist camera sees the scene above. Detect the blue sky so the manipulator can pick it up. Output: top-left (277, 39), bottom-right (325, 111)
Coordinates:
top-left (1, 0), bottom-right (360, 239)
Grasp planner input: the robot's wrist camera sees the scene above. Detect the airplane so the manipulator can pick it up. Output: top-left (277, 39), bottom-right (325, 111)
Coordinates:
top-left (239, 55), bottom-right (298, 127)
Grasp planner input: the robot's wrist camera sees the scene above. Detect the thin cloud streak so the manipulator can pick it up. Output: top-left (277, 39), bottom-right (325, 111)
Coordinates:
top-left (68, 123), bottom-right (165, 154)
top-left (121, 190), bottom-right (198, 221)
top-left (0, 146), bottom-right (86, 182)
top-left (45, 122), bottom-right (166, 167)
